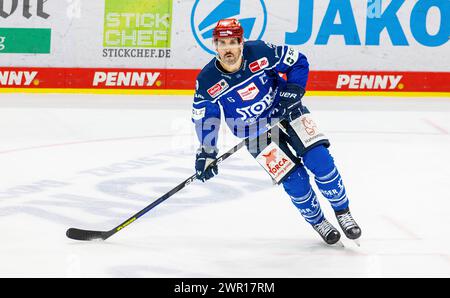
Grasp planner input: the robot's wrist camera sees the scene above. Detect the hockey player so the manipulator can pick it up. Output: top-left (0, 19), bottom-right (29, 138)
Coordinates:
top-left (191, 19), bottom-right (361, 245)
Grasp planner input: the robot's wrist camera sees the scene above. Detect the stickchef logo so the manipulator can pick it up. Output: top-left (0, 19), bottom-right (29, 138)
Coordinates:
top-left (191, 0), bottom-right (267, 54)
top-left (249, 57), bottom-right (268, 73)
top-left (103, 0), bottom-right (172, 48)
top-left (237, 82), bottom-right (259, 101)
top-left (336, 74), bottom-right (404, 90)
top-left (102, 0), bottom-right (172, 59)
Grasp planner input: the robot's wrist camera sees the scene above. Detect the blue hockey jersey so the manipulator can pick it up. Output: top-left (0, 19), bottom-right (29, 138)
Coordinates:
top-left (191, 40), bottom-right (309, 148)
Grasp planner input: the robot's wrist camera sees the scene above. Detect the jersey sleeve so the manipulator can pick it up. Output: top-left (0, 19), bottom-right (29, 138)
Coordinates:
top-left (261, 41), bottom-right (309, 89)
top-left (274, 45), bottom-right (309, 88)
top-left (191, 78), bottom-right (221, 149)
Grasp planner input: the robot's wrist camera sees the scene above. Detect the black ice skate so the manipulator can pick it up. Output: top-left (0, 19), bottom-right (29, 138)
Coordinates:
top-left (335, 208), bottom-right (361, 240)
top-left (312, 219), bottom-right (341, 245)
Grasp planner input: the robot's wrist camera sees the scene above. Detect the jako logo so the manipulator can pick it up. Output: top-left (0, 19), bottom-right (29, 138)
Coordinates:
top-left (286, 0), bottom-right (449, 47)
top-left (191, 0), bottom-right (268, 54)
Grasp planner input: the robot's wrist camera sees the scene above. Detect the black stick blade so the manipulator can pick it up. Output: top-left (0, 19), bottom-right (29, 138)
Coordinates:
top-left (66, 228), bottom-right (109, 241)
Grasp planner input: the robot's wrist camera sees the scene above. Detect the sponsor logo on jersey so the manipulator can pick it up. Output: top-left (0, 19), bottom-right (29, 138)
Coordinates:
top-left (192, 107), bottom-right (206, 120)
top-left (262, 148), bottom-right (278, 168)
top-left (283, 47), bottom-right (299, 66)
top-left (237, 82), bottom-right (260, 101)
top-left (336, 74), bottom-right (403, 90)
top-left (256, 143), bottom-right (295, 183)
top-left (0, 71), bottom-right (38, 86)
top-left (290, 114), bottom-right (328, 147)
top-left (236, 87), bottom-right (277, 122)
top-left (207, 79), bottom-right (229, 98)
top-left (92, 72), bottom-right (161, 87)
top-left (249, 57), bottom-right (269, 73)
top-left (266, 155), bottom-right (291, 175)
top-left (301, 116), bottom-right (318, 136)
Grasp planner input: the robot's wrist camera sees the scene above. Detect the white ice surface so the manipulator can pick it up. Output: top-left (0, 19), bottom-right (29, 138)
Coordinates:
top-left (0, 93), bottom-right (449, 277)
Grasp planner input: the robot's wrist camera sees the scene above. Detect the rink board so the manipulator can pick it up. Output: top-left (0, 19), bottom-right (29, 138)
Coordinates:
top-left (0, 67), bottom-right (449, 95)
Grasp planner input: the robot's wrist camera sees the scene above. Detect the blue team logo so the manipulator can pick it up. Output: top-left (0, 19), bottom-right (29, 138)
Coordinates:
top-left (191, 0), bottom-right (268, 54)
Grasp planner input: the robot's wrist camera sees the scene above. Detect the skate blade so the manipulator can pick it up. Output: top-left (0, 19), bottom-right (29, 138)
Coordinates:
top-left (331, 240), bottom-right (345, 248)
top-left (352, 238), bottom-right (361, 247)
top-left (331, 239), bottom-right (360, 248)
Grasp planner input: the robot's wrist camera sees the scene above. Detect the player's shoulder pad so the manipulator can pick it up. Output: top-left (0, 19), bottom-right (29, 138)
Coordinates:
top-left (244, 40), bottom-right (282, 66)
top-left (194, 59), bottom-right (225, 103)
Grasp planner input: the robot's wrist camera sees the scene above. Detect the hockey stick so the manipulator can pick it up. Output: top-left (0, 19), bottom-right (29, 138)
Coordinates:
top-left (66, 139), bottom-right (247, 241)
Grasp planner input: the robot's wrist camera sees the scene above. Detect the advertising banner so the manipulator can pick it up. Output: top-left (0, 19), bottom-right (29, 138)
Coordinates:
top-left (1, 67), bottom-right (448, 94)
top-left (0, 28), bottom-right (50, 53)
top-left (0, 0), bottom-right (448, 95)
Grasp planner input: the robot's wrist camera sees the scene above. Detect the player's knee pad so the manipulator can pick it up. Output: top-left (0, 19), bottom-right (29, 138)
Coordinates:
top-left (247, 127), bottom-right (300, 184)
top-left (302, 145), bottom-right (335, 177)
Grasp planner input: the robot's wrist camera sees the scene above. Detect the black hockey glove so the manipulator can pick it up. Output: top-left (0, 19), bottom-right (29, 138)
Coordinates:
top-left (271, 83), bottom-right (306, 122)
top-left (195, 146), bottom-right (219, 182)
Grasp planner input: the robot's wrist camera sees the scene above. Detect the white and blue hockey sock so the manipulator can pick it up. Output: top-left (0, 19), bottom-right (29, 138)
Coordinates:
top-left (290, 187), bottom-right (324, 225)
top-left (303, 146), bottom-right (349, 211)
top-left (282, 166), bottom-right (325, 225)
top-left (314, 167), bottom-right (349, 211)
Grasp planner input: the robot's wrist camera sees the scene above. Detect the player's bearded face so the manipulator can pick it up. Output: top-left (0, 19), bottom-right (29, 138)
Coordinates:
top-left (215, 38), bottom-right (242, 65)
